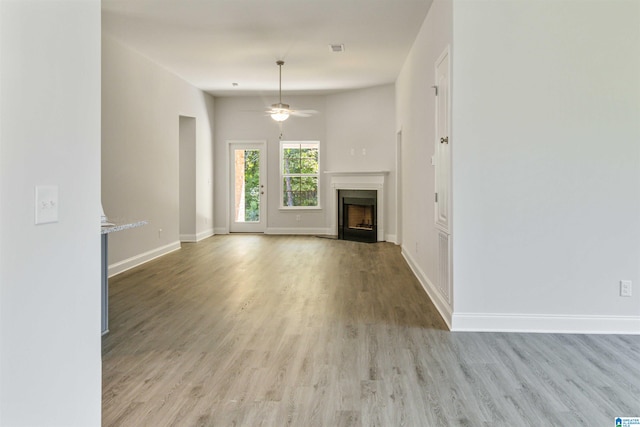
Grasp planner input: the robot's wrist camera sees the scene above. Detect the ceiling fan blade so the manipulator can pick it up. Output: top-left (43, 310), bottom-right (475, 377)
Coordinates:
top-left (289, 109), bottom-right (318, 117)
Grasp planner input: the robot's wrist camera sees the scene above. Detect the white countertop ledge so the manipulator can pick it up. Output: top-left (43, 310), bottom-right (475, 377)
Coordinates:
top-left (101, 220), bottom-right (148, 234)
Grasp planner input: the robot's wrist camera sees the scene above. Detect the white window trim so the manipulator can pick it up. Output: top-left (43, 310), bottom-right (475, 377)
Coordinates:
top-left (279, 140), bottom-right (322, 210)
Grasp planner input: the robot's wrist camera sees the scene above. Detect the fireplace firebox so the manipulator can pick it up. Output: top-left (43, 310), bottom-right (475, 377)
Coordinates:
top-left (338, 189), bottom-right (377, 243)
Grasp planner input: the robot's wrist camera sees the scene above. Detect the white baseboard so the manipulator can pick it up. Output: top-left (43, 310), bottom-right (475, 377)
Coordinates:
top-left (108, 241), bottom-right (181, 278)
top-left (180, 229), bottom-right (213, 242)
top-left (452, 312), bottom-right (640, 334)
top-left (180, 233), bottom-right (197, 242)
top-left (196, 228), bottom-right (214, 241)
top-left (265, 227), bottom-right (331, 236)
top-left (386, 234), bottom-right (397, 244)
top-left (401, 247), bottom-right (452, 329)
top-left (214, 227), bottom-right (228, 235)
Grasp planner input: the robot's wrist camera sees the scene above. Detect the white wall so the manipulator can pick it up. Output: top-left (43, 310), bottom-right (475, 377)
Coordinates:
top-left (326, 85), bottom-right (397, 239)
top-left (102, 35), bottom-right (215, 274)
top-left (396, 0), bottom-right (453, 323)
top-left (451, 0), bottom-right (640, 333)
top-left (0, 1), bottom-right (102, 425)
top-left (214, 86), bottom-right (396, 238)
top-left (214, 95), bottom-right (327, 234)
top-left (179, 116), bottom-right (197, 240)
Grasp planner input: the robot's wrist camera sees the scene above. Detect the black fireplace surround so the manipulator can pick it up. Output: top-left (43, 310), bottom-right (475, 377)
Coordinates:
top-left (338, 189), bottom-right (377, 243)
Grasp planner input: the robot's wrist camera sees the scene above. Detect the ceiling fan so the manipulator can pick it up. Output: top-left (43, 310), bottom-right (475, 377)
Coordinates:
top-left (266, 60), bottom-right (317, 122)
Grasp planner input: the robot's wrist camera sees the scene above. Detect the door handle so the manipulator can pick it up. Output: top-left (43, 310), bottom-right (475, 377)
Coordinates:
top-left (440, 137), bottom-right (449, 144)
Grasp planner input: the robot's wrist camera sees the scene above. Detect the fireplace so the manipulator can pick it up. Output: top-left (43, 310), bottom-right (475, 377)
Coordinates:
top-left (338, 189), bottom-right (377, 243)
top-left (326, 170), bottom-right (388, 242)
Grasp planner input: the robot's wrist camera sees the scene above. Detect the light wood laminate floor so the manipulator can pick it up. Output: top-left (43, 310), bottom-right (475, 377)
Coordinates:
top-left (103, 235), bottom-right (640, 426)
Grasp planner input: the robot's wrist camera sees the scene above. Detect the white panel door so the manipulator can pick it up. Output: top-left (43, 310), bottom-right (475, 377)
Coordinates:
top-left (229, 142), bottom-right (267, 233)
top-left (435, 47), bottom-right (451, 233)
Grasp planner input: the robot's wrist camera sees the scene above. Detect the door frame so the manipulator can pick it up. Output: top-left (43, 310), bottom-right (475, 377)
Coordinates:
top-left (396, 129), bottom-right (403, 245)
top-left (227, 140), bottom-right (267, 233)
top-left (179, 115), bottom-right (197, 242)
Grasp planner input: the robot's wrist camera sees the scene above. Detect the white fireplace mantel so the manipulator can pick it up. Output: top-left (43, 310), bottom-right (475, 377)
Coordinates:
top-left (325, 171), bottom-right (389, 241)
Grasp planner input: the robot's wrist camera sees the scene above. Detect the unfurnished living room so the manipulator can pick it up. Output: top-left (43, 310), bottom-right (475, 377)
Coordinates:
top-left (1, 1), bottom-right (639, 426)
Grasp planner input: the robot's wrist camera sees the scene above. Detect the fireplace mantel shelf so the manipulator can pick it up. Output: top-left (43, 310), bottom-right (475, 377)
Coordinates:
top-left (324, 171), bottom-right (390, 176)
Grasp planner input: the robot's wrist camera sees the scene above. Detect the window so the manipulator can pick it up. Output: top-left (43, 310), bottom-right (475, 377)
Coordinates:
top-left (280, 141), bottom-right (320, 208)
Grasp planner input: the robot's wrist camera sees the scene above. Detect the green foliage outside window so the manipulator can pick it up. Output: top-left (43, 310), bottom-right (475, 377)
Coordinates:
top-left (282, 142), bottom-right (319, 207)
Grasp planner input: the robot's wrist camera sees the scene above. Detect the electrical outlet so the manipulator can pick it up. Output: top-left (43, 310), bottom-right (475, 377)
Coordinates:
top-left (620, 280), bottom-right (632, 297)
top-left (158, 228), bottom-right (163, 239)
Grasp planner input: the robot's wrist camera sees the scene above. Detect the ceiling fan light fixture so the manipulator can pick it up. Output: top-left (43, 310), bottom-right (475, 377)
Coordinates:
top-left (271, 102), bottom-right (290, 121)
top-left (271, 111), bottom-right (290, 122)
top-left (267, 61), bottom-right (316, 122)
top-left (271, 102), bottom-right (289, 122)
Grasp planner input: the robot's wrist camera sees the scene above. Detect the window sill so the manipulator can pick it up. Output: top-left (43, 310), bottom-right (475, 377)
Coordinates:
top-left (279, 206), bottom-right (323, 212)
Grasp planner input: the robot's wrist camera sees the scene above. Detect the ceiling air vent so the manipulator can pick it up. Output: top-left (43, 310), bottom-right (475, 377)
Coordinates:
top-left (329, 44), bottom-right (345, 53)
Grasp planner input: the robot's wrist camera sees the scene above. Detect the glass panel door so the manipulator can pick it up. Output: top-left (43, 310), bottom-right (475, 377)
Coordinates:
top-left (229, 142), bottom-right (266, 232)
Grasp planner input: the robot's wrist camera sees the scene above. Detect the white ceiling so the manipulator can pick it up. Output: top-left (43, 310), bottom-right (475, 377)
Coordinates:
top-left (102, 0), bottom-right (433, 97)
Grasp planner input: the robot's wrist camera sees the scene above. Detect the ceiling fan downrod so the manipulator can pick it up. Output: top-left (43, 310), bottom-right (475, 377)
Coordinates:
top-left (277, 60), bottom-right (284, 105)
top-left (271, 60), bottom-right (290, 121)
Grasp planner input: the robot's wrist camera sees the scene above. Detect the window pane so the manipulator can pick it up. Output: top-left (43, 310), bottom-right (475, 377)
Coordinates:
top-left (234, 149), bottom-right (260, 222)
top-left (282, 176), bottom-right (301, 207)
top-left (283, 148), bottom-right (301, 174)
top-left (282, 176), bottom-right (318, 207)
top-left (280, 141), bottom-right (319, 207)
top-left (244, 149), bottom-right (260, 221)
top-left (301, 147), bottom-right (318, 160)
top-left (299, 177), bottom-right (318, 206)
top-left (301, 147), bottom-right (317, 174)
top-left (301, 157), bottom-right (317, 174)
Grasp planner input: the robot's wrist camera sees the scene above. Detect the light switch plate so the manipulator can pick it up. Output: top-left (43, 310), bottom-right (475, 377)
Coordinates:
top-left (35, 185), bottom-right (59, 225)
